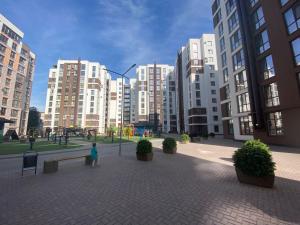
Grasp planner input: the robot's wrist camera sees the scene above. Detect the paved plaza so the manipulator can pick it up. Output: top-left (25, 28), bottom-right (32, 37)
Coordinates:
top-left (0, 138), bottom-right (300, 225)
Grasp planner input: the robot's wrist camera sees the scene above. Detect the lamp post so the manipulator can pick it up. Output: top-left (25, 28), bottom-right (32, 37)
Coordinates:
top-left (103, 64), bottom-right (136, 156)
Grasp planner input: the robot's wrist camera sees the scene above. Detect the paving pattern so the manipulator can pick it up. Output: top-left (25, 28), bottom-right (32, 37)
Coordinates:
top-left (0, 139), bottom-right (300, 225)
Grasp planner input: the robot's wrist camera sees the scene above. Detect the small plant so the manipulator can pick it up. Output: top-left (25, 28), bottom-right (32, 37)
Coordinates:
top-left (209, 132), bottom-right (215, 138)
top-left (136, 139), bottom-right (152, 154)
top-left (181, 134), bottom-right (190, 143)
top-left (233, 140), bottom-right (276, 177)
top-left (163, 138), bottom-right (177, 153)
top-left (202, 134), bottom-right (209, 139)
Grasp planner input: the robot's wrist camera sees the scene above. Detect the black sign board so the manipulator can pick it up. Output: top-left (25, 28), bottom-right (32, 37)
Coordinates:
top-left (22, 151), bottom-right (38, 176)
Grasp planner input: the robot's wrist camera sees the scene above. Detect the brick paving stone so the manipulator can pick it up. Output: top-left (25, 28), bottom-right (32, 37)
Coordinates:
top-left (0, 139), bottom-right (299, 224)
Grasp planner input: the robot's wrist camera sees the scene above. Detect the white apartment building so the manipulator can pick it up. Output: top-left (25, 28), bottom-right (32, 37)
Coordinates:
top-left (108, 78), bottom-right (125, 128)
top-left (135, 64), bottom-right (175, 133)
top-left (175, 34), bottom-right (223, 136)
top-left (212, 0), bottom-right (252, 141)
top-left (129, 78), bottom-right (137, 124)
top-left (0, 14), bottom-right (36, 136)
top-left (44, 60), bottom-right (110, 134)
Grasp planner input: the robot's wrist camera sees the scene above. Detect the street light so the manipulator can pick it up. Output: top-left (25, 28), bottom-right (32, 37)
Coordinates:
top-left (103, 64), bottom-right (136, 156)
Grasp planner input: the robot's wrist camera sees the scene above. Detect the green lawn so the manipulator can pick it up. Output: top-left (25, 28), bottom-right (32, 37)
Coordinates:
top-left (0, 141), bottom-right (81, 155)
top-left (85, 135), bottom-right (154, 144)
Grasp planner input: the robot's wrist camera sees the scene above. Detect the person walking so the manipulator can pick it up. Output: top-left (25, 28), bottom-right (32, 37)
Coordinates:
top-left (90, 143), bottom-right (98, 167)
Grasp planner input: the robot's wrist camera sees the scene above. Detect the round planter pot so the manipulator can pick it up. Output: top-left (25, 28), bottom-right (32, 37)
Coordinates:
top-left (235, 167), bottom-right (275, 188)
top-left (136, 152), bottom-right (153, 161)
top-left (163, 147), bottom-right (177, 154)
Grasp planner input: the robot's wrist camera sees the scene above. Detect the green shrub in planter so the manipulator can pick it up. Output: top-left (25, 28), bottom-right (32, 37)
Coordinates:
top-left (136, 139), bottom-right (153, 161)
top-left (181, 134), bottom-right (190, 143)
top-left (233, 140), bottom-right (276, 188)
top-left (209, 133), bottom-right (215, 138)
top-left (163, 138), bottom-right (177, 154)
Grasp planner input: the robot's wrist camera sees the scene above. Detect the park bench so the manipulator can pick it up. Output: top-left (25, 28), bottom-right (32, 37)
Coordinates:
top-left (43, 155), bottom-right (92, 174)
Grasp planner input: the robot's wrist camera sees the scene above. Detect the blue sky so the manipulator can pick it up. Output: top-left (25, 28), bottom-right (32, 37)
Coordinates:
top-left (1, 0), bottom-right (213, 111)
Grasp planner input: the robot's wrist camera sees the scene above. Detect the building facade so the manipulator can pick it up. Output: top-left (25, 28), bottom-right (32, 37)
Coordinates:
top-left (175, 34), bottom-right (223, 137)
top-left (135, 64), bottom-right (176, 133)
top-left (44, 60), bottom-right (110, 134)
top-left (212, 0), bottom-right (300, 146)
top-left (129, 78), bottom-right (137, 124)
top-left (0, 14), bottom-right (36, 136)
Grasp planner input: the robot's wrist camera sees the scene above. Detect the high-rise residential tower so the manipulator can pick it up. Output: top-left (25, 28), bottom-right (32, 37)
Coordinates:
top-left (0, 14), bottom-right (36, 136)
top-left (44, 60), bottom-right (110, 134)
top-left (135, 64), bottom-right (176, 133)
top-left (175, 34), bottom-right (223, 137)
top-left (212, 0), bottom-right (300, 146)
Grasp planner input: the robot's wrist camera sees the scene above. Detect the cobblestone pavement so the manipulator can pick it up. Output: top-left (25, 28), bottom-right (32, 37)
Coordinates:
top-left (0, 139), bottom-right (300, 225)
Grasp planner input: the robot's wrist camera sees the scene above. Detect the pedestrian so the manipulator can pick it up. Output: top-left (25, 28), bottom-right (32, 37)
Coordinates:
top-left (90, 143), bottom-right (98, 167)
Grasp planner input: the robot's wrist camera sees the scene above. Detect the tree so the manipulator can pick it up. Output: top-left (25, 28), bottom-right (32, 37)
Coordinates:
top-left (27, 107), bottom-right (41, 136)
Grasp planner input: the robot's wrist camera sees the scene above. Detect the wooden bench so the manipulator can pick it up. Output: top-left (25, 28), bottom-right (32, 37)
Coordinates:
top-left (43, 155), bottom-right (92, 174)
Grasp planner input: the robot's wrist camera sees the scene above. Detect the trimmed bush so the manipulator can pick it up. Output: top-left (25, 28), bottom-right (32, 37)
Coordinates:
top-left (233, 140), bottom-right (276, 177)
top-left (181, 134), bottom-right (190, 143)
top-left (209, 132), bottom-right (215, 138)
top-left (163, 138), bottom-right (177, 152)
top-left (136, 139), bottom-right (152, 154)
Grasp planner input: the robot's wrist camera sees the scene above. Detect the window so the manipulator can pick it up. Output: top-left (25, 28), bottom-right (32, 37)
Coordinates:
top-left (223, 68), bottom-right (229, 83)
top-left (196, 99), bottom-right (201, 106)
top-left (261, 55), bottom-right (275, 80)
top-left (280, 0), bottom-right (289, 6)
top-left (213, 9), bottom-right (222, 27)
top-left (195, 75), bottom-right (200, 81)
top-left (208, 49), bottom-right (213, 54)
top-left (220, 37), bottom-right (225, 52)
top-left (195, 83), bottom-right (200, 90)
top-left (232, 49), bottom-right (245, 71)
top-left (0, 34), bottom-right (8, 44)
top-left (229, 119), bottom-right (234, 135)
top-left (253, 7), bottom-right (265, 30)
top-left (213, 107), bottom-right (218, 112)
top-left (226, 0), bottom-right (236, 16)
top-left (207, 41), bottom-right (213, 46)
top-left (212, 0), bottom-right (220, 15)
top-left (235, 70), bottom-right (248, 92)
top-left (211, 90), bottom-right (216, 94)
top-left (267, 112), bottom-right (284, 136)
top-left (239, 116), bottom-right (253, 135)
top-left (228, 11), bottom-right (239, 33)
top-left (0, 107), bottom-right (6, 116)
top-left (212, 98), bottom-right (217, 103)
top-left (264, 82), bottom-right (280, 107)
top-left (210, 73), bottom-right (215, 78)
top-left (211, 81), bottom-right (216, 86)
top-left (11, 109), bottom-right (18, 117)
top-left (0, 55), bottom-right (3, 63)
top-left (284, 4), bottom-right (300, 34)
top-left (0, 44), bottom-right (5, 53)
top-left (237, 92), bottom-right (250, 113)
top-left (196, 91), bottom-right (201, 98)
top-left (256, 30), bottom-right (270, 54)
top-left (213, 115), bottom-right (219, 121)
top-left (291, 38), bottom-right (300, 65)
top-left (223, 102), bottom-right (232, 117)
top-left (214, 125), bottom-right (219, 133)
top-left (221, 52), bottom-right (227, 67)
top-left (249, 0), bottom-right (258, 7)
top-left (230, 29), bottom-right (242, 52)
top-left (218, 23), bottom-right (224, 37)
top-left (225, 85), bottom-right (230, 99)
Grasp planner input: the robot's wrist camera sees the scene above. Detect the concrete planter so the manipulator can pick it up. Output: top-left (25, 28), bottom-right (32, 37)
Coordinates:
top-left (43, 160), bottom-right (58, 173)
top-left (163, 147), bottom-right (177, 154)
top-left (136, 152), bottom-right (153, 161)
top-left (235, 167), bottom-right (275, 188)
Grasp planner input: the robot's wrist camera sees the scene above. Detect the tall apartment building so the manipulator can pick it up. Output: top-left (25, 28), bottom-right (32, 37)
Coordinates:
top-left (44, 60), bottom-right (110, 134)
top-left (123, 83), bottom-right (131, 125)
top-left (212, 0), bottom-right (300, 146)
top-left (135, 64), bottom-right (176, 133)
top-left (0, 14), bottom-right (35, 136)
top-left (130, 78), bottom-right (137, 124)
top-left (108, 78), bottom-right (125, 128)
top-left (175, 34), bottom-right (223, 136)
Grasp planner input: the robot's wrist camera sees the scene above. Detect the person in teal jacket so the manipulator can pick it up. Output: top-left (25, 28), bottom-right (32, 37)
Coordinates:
top-left (90, 143), bottom-right (98, 167)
